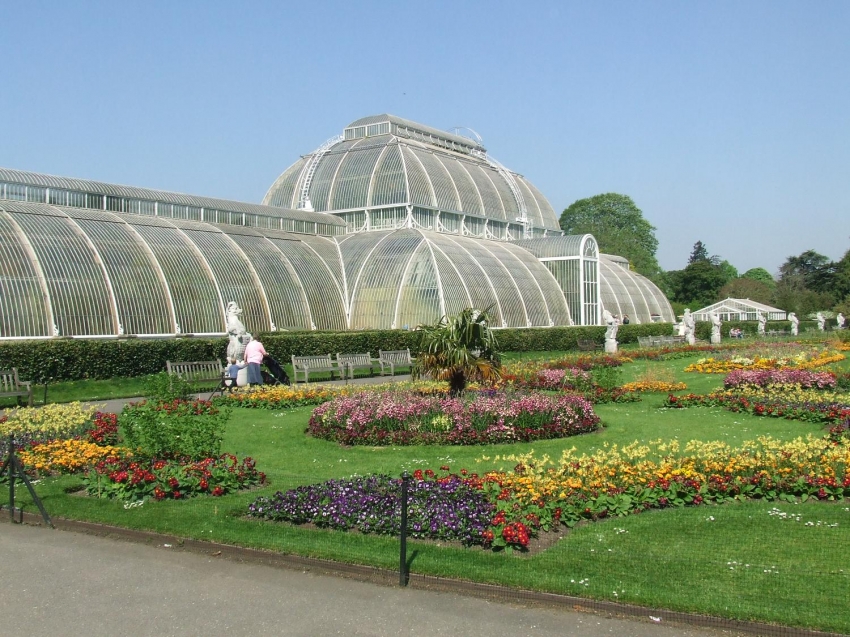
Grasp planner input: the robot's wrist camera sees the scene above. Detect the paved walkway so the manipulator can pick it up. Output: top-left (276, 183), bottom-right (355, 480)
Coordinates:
top-left (0, 522), bottom-right (737, 637)
top-left (0, 374), bottom-right (414, 416)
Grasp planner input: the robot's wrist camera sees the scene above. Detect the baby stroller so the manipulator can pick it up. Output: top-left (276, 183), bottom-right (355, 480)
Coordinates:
top-left (262, 354), bottom-right (291, 386)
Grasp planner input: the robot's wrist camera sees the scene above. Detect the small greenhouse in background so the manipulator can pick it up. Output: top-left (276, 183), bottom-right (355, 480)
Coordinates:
top-left (692, 298), bottom-right (787, 322)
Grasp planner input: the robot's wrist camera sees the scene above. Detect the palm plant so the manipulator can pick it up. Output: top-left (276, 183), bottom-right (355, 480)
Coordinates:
top-left (412, 308), bottom-right (501, 395)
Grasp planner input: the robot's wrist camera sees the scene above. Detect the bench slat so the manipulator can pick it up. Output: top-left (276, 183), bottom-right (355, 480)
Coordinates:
top-left (0, 368), bottom-right (33, 407)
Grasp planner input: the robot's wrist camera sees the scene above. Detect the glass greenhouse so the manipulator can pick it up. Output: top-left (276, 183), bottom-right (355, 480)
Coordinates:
top-left (693, 298), bottom-right (787, 323)
top-left (0, 114), bottom-right (674, 339)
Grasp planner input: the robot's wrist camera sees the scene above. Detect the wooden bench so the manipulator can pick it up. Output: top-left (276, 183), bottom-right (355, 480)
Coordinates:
top-left (0, 368), bottom-right (33, 407)
top-left (292, 354), bottom-right (338, 383)
top-left (165, 360), bottom-right (225, 398)
top-left (378, 349), bottom-right (414, 376)
top-left (638, 335), bottom-right (688, 348)
top-left (336, 352), bottom-right (375, 379)
top-left (576, 339), bottom-right (602, 352)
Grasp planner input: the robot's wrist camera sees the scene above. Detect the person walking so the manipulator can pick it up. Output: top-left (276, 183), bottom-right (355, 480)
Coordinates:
top-left (242, 334), bottom-right (267, 386)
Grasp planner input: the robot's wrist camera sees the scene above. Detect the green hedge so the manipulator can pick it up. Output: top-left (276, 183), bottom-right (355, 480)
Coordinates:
top-left (0, 324), bottom-right (668, 383)
top-left (4, 320), bottom-right (821, 383)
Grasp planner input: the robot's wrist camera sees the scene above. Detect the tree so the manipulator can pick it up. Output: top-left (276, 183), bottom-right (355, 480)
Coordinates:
top-left (741, 267), bottom-right (776, 290)
top-left (772, 276), bottom-right (834, 317)
top-left (559, 194), bottom-right (661, 279)
top-left (412, 308), bottom-right (501, 396)
top-left (717, 260), bottom-right (738, 283)
top-left (779, 249), bottom-right (836, 296)
top-left (688, 241), bottom-right (710, 264)
top-left (666, 260), bottom-right (729, 307)
top-left (717, 277), bottom-right (774, 304)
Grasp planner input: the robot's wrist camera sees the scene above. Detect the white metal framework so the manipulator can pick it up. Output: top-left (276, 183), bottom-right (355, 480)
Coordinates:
top-left (693, 298), bottom-right (787, 322)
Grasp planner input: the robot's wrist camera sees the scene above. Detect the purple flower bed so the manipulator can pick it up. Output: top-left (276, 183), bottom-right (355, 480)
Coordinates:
top-left (247, 474), bottom-right (494, 545)
top-left (307, 389), bottom-right (600, 446)
top-left (723, 369), bottom-right (837, 389)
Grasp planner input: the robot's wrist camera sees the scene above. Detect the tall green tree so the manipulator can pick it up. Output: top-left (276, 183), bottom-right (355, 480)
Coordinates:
top-left (559, 193), bottom-right (661, 279)
top-left (779, 249), bottom-right (836, 296)
top-left (688, 241), bottom-right (710, 264)
top-left (666, 260), bottom-right (729, 307)
top-left (741, 267), bottom-right (776, 290)
top-left (718, 277), bottom-right (774, 304)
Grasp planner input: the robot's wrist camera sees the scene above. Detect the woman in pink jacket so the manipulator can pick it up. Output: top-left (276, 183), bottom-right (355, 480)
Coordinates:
top-left (242, 334), bottom-right (268, 385)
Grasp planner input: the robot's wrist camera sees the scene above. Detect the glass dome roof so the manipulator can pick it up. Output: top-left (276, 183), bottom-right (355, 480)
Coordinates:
top-left (263, 114), bottom-right (560, 231)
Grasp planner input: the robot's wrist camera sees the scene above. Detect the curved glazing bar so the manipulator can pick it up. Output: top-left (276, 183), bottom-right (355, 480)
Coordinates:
top-left (130, 221), bottom-right (224, 334)
top-left (70, 213), bottom-right (173, 335)
top-left (428, 233), bottom-right (502, 325)
top-left (408, 148), bottom-right (459, 212)
top-left (227, 233), bottom-right (312, 331)
top-left (263, 158), bottom-right (306, 209)
top-left (598, 255), bottom-right (675, 324)
top-left (267, 238), bottom-right (347, 331)
top-left (0, 206), bottom-right (52, 337)
top-left (370, 145), bottom-right (407, 207)
top-left (349, 230), bottom-right (423, 329)
top-left (395, 242), bottom-right (442, 329)
top-left (5, 203), bottom-right (115, 336)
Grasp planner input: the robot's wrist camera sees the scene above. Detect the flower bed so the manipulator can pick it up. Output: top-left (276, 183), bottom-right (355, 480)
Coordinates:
top-left (665, 388), bottom-right (850, 425)
top-left (723, 369), bottom-right (836, 389)
top-left (213, 380), bottom-right (454, 410)
top-left (307, 389), bottom-right (600, 445)
top-left (621, 380), bottom-right (688, 393)
top-left (248, 473), bottom-right (493, 546)
top-left (84, 453), bottom-right (265, 501)
top-left (247, 435), bottom-right (850, 552)
top-left (0, 402), bottom-right (99, 454)
top-left (481, 436), bottom-right (850, 533)
top-left (684, 348), bottom-right (845, 373)
top-left (19, 439), bottom-right (129, 474)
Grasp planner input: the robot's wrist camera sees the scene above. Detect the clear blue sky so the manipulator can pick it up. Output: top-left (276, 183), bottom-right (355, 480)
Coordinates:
top-left (2, 1), bottom-right (848, 276)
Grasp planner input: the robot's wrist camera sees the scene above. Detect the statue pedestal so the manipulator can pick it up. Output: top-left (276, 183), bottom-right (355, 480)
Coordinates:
top-left (604, 339), bottom-right (618, 354)
top-left (710, 334), bottom-right (721, 345)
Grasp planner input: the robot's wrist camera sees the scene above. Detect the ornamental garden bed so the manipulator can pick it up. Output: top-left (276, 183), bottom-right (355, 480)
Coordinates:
top-left (4, 340), bottom-right (850, 633)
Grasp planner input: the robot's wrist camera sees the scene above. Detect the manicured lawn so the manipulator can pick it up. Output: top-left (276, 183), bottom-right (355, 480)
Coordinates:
top-left (8, 350), bottom-right (850, 633)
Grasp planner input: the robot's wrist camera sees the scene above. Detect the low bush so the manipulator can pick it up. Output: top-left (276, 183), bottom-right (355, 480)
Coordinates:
top-left (120, 399), bottom-right (229, 460)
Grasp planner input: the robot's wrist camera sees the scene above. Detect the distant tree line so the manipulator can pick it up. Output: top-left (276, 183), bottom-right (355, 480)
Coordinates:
top-left (559, 194), bottom-right (849, 318)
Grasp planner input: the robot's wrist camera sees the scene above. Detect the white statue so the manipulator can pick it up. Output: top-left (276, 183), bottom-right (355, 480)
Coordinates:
top-left (837, 313), bottom-right (846, 330)
top-left (710, 312), bottom-right (722, 345)
top-left (816, 312), bottom-right (825, 331)
top-left (226, 301), bottom-right (249, 360)
top-left (683, 309), bottom-right (695, 345)
top-left (602, 309), bottom-right (619, 353)
top-left (757, 312), bottom-right (766, 337)
top-left (788, 312), bottom-right (799, 336)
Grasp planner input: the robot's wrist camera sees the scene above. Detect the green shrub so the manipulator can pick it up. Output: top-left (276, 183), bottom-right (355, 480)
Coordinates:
top-left (120, 400), bottom-right (229, 460)
top-left (143, 372), bottom-right (194, 403)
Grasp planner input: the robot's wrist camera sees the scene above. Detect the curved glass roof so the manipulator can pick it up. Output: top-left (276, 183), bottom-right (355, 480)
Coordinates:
top-left (0, 200), bottom-right (571, 338)
top-left (337, 228), bottom-right (571, 330)
top-left (0, 200), bottom-right (347, 337)
top-left (598, 254), bottom-right (675, 324)
top-left (263, 114), bottom-right (561, 231)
